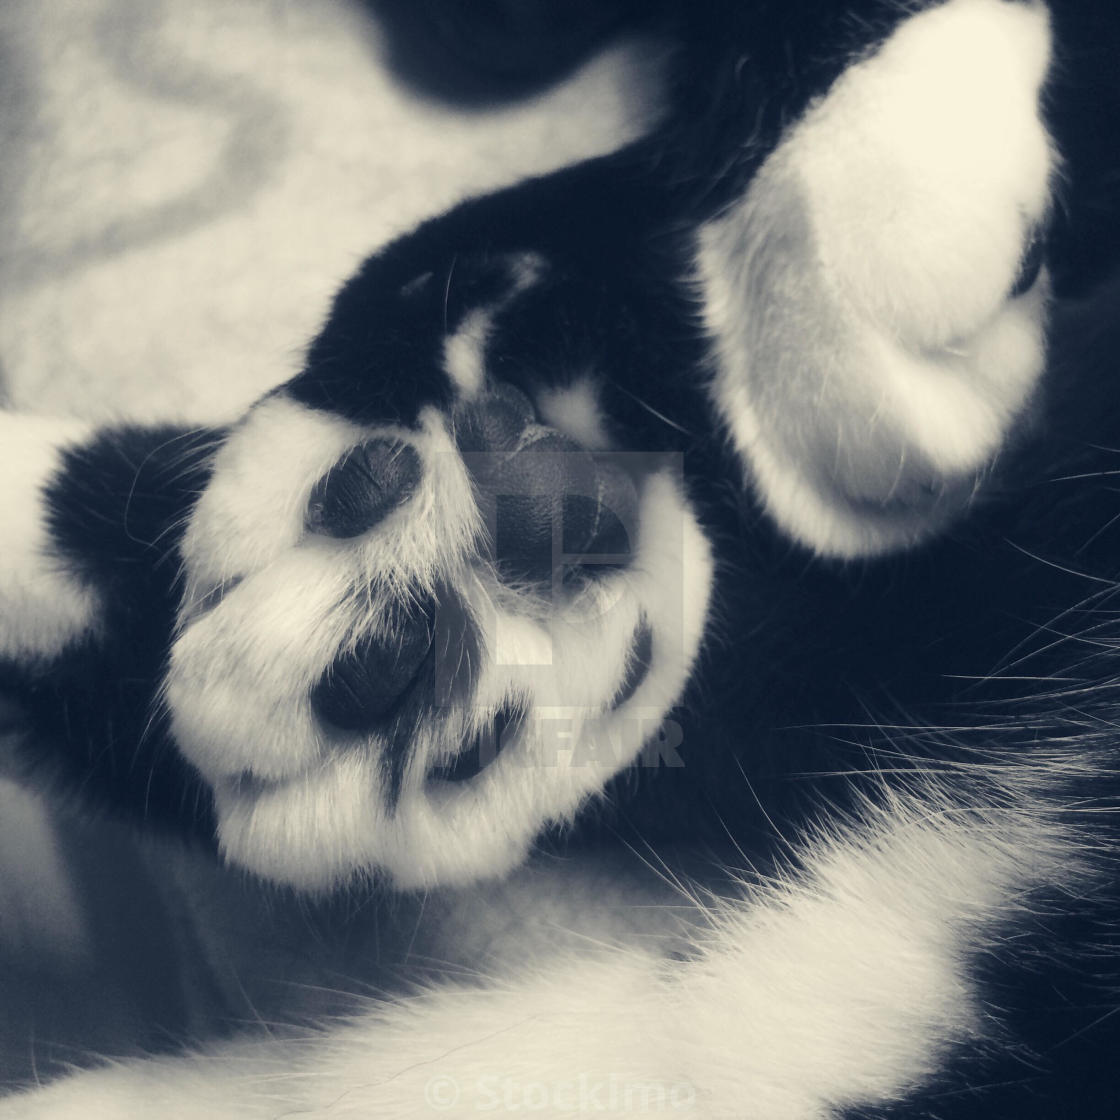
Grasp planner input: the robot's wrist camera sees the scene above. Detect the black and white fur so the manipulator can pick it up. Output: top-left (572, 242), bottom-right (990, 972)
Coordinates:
top-left (2, 0), bottom-right (1120, 1114)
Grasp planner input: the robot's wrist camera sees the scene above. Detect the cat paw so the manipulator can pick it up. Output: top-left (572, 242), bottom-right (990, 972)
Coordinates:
top-left (699, 0), bottom-right (1054, 557)
top-left (167, 385), bottom-right (711, 888)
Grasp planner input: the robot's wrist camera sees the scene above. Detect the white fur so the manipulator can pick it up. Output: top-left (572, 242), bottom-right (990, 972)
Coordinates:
top-left (208, 465), bottom-right (712, 889)
top-left (537, 378), bottom-right (613, 450)
top-left (176, 395), bottom-right (370, 604)
top-left (442, 252), bottom-right (546, 396)
top-left (442, 307), bottom-right (493, 397)
top-left (0, 783), bottom-right (1076, 1118)
top-left (169, 400), bottom-right (480, 781)
top-left (165, 384), bottom-right (711, 888)
top-left (0, 412), bottom-right (101, 660)
top-left (699, 0), bottom-right (1054, 557)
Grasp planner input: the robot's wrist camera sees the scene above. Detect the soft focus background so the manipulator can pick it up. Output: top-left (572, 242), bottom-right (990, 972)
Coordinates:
top-left (0, 0), bottom-right (662, 1086)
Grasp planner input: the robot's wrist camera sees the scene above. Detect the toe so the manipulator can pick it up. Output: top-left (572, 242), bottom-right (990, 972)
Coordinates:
top-left (311, 597), bottom-right (435, 731)
top-left (461, 401), bottom-right (639, 584)
top-left (306, 438), bottom-right (422, 539)
top-left (453, 383), bottom-right (536, 454)
top-left (562, 459), bottom-right (638, 560)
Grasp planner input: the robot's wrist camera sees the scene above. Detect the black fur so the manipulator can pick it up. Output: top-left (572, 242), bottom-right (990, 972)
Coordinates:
top-left (1, 425), bottom-right (219, 837)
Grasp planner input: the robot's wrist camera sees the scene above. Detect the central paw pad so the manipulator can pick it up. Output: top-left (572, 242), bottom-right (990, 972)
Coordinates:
top-left (311, 594), bottom-right (436, 733)
top-left (455, 386), bottom-right (637, 585)
top-left (167, 386), bottom-right (711, 888)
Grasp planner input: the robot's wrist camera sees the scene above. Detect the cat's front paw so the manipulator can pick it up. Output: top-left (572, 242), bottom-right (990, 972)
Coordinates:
top-left (167, 387), bottom-right (711, 888)
top-left (700, 0), bottom-right (1054, 558)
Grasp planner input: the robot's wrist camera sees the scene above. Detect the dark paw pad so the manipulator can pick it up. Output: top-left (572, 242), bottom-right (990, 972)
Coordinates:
top-left (428, 703), bottom-right (525, 784)
top-left (306, 438), bottom-right (422, 539)
top-left (453, 383), bottom-right (537, 454)
top-left (311, 597), bottom-right (435, 731)
top-left (562, 461), bottom-right (636, 557)
top-left (456, 389), bottom-right (639, 585)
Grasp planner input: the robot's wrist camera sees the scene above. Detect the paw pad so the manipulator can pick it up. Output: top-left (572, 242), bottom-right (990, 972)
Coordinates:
top-left (169, 385), bottom-right (711, 888)
top-left (306, 438), bottom-right (422, 539)
top-left (311, 595), bottom-right (435, 732)
top-left (306, 386), bottom-right (644, 739)
top-left (455, 388), bottom-right (638, 585)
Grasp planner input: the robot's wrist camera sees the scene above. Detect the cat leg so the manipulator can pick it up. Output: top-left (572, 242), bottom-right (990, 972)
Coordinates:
top-left (0, 778), bottom-right (1080, 1119)
top-left (699, 0), bottom-right (1054, 557)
